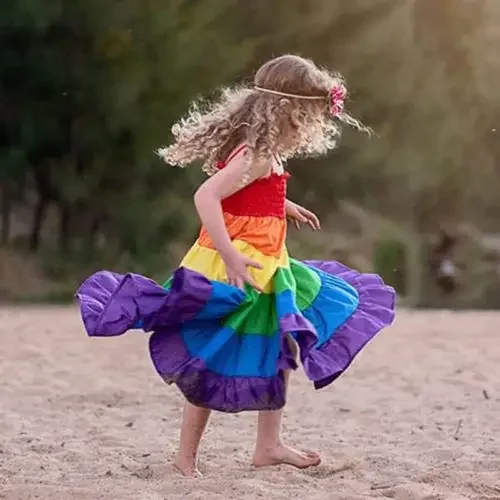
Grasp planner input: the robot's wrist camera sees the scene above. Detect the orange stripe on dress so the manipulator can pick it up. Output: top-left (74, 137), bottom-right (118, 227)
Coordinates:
top-left (198, 213), bottom-right (287, 257)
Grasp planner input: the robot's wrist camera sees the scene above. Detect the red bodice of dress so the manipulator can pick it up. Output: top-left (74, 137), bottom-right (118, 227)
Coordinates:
top-left (218, 146), bottom-right (289, 219)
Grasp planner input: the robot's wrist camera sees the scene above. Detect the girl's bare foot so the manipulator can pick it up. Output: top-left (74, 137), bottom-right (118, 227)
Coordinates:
top-left (252, 444), bottom-right (321, 469)
top-left (173, 457), bottom-right (203, 477)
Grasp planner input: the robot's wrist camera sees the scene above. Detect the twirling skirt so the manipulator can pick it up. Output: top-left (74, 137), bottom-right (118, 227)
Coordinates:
top-left (76, 239), bottom-right (396, 413)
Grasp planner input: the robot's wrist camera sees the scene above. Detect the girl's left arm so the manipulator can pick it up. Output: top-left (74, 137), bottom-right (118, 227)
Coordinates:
top-left (285, 199), bottom-right (321, 231)
top-left (285, 199), bottom-right (296, 212)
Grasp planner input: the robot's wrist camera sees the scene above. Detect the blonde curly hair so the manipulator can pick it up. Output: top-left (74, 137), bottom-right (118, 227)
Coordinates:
top-left (158, 54), bottom-right (369, 176)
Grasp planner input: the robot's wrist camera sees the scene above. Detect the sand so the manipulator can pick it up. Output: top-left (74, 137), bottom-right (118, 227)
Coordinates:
top-left (0, 307), bottom-right (499, 500)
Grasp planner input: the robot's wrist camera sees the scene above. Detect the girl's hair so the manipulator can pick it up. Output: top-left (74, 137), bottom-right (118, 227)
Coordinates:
top-left (158, 54), bottom-right (369, 175)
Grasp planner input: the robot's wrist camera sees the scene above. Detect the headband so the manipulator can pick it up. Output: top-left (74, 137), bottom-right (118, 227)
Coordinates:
top-left (253, 86), bottom-right (325, 101)
top-left (254, 83), bottom-right (347, 117)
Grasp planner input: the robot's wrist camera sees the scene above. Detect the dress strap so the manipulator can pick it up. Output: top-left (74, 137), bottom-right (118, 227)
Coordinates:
top-left (221, 144), bottom-right (248, 167)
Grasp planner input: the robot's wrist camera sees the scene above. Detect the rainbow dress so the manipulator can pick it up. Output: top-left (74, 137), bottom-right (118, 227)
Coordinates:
top-left (76, 146), bottom-right (396, 413)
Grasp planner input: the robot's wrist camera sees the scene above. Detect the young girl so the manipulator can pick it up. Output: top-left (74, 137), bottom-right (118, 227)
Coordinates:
top-left (76, 54), bottom-right (396, 476)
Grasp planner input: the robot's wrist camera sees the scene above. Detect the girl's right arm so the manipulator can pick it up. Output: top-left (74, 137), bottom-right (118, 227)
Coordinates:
top-left (193, 150), bottom-right (267, 291)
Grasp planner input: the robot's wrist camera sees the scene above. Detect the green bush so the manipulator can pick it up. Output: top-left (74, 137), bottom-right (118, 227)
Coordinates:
top-left (373, 237), bottom-right (407, 295)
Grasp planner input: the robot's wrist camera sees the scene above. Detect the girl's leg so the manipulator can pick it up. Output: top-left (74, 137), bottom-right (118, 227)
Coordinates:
top-left (252, 337), bottom-right (321, 469)
top-left (174, 401), bottom-right (211, 476)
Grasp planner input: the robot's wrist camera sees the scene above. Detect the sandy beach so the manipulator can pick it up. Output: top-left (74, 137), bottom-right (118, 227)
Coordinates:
top-left (0, 307), bottom-right (499, 500)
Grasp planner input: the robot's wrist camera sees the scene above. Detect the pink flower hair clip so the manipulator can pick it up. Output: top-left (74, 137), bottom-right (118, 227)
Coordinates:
top-left (329, 83), bottom-right (347, 117)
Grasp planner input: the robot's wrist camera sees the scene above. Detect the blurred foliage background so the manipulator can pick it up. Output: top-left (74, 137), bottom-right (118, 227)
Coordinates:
top-left (2, 0), bottom-right (500, 307)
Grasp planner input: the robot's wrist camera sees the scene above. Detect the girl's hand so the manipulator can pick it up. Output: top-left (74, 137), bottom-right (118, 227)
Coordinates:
top-left (286, 200), bottom-right (321, 231)
top-left (223, 250), bottom-right (264, 292)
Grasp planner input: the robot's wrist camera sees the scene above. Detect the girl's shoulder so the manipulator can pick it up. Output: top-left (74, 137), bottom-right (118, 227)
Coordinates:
top-left (217, 144), bottom-right (287, 179)
top-left (216, 144), bottom-right (249, 171)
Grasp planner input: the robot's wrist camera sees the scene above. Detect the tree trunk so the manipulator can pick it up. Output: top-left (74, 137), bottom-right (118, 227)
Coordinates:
top-left (86, 216), bottom-right (101, 257)
top-left (1, 183), bottom-right (11, 245)
top-left (58, 203), bottom-right (71, 254)
top-left (30, 195), bottom-right (49, 251)
top-left (15, 175), bottom-right (27, 203)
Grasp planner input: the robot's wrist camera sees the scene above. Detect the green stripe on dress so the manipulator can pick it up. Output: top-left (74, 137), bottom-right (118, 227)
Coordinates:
top-left (224, 291), bottom-right (279, 335)
top-left (163, 260), bottom-right (322, 337)
top-left (223, 262), bottom-right (322, 336)
top-left (288, 259), bottom-right (321, 310)
top-left (273, 266), bottom-right (296, 295)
